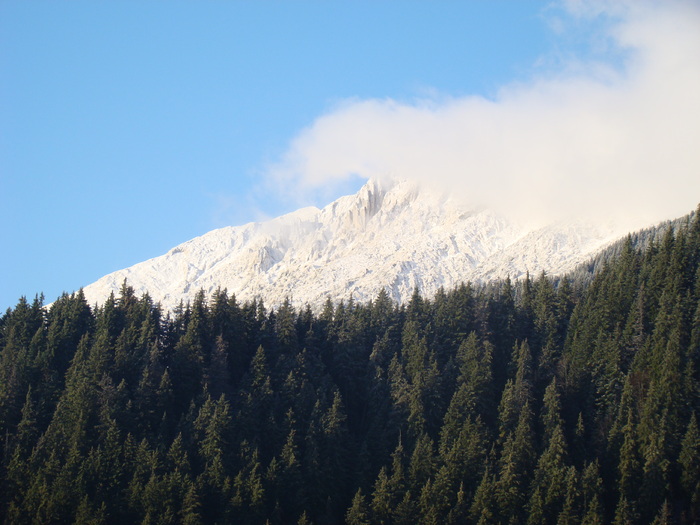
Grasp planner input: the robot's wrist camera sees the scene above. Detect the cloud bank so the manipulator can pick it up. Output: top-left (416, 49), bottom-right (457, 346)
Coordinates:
top-left (264, 0), bottom-right (700, 229)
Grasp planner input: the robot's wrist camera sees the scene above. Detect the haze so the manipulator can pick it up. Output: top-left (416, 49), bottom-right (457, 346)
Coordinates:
top-left (265, 0), bottom-right (700, 230)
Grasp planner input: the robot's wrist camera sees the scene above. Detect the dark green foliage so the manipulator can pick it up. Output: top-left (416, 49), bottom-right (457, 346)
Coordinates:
top-left (680, 412), bottom-right (700, 521)
top-left (1, 207), bottom-right (699, 523)
top-left (345, 488), bottom-right (370, 525)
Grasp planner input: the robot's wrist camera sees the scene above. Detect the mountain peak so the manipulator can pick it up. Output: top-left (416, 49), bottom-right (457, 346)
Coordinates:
top-left (81, 179), bottom-right (633, 310)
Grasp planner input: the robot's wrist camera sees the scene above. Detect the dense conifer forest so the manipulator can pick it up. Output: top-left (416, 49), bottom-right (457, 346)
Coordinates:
top-left (1, 207), bottom-right (699, 524)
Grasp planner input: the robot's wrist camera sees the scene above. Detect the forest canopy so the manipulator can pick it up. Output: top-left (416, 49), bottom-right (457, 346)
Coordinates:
top-left (1, 207), bottom-right (699, 524)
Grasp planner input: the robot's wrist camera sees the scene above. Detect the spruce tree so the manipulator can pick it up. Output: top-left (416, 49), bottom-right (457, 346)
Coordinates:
top-left (345, 489), bottom-right (370, 525)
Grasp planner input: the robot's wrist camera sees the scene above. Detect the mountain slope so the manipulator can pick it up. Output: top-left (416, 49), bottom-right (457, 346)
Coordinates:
top-left (81, 178), bottom-right (634, 310)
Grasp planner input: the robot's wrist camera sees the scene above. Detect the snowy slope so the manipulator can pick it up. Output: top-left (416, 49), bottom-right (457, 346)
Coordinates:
top-left (81, 178), bottom-right (630, 310)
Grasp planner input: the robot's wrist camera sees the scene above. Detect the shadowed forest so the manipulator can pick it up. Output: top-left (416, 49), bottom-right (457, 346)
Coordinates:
top-left (1, 207), bottom-right (699, 524)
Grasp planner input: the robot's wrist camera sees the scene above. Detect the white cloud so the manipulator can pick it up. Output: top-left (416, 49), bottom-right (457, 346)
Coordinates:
top-left (264, 0), bottom-right (700, 229)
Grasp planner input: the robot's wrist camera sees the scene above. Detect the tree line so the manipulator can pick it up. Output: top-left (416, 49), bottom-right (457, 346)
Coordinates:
top-left (0, 206), bottom-right (699, 524)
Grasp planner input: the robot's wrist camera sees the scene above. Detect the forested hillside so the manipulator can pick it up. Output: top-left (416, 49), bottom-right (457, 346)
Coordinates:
top-left (1, 207), bottom-right (699, 524)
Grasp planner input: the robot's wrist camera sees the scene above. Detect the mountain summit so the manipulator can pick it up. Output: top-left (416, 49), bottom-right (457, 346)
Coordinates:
top-left (82, 178), bottom-right (631, 310)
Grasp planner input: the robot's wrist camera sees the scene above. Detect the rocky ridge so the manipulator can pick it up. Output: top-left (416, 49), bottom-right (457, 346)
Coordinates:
top-left (82, 178), bottom-right (631, 310)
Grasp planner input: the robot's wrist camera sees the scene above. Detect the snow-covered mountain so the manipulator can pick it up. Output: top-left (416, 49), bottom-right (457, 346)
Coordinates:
top-left (81, 178), bottom-right (633, 310)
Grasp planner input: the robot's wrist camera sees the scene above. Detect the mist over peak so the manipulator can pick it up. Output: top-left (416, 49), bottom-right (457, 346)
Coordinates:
top-left (262, 0), bottom-right (700, 233)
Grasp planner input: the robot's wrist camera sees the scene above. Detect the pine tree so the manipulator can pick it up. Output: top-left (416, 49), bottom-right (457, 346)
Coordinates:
top-left (204, 334), bottom-right (231, 399)
top-left (651, 499), bottom-right (673, 525)
top-left (454, 332), bottom-right (494, 420)
top-left (639, 413), bottom-right (670, 519)
top-left (346, 488), bottom-right (370, 525)
top-left (393, 490), bottom-right (419, 525)
top-left (541, 378), bottom-right (564, 446)
top-left (617, 408), bottom-right (642, 522)
top-left (557, 466), bottom-right (581, 525)
top-left (408, 432), bottom-right (435, 492)
top-left (679, 412), bottom-right (700, 520)
top-left (580, 461), bottom-right (604, 525)
top-left (528, 423), bottom-right (569, 523)
top-left (445, 481), bottom-right (469, 525)
top-left (469, 465), bottom-right (497, 524)
top-left (181, 483), bottom-right (203, 525)
top-left (613, 495), bottom-right (635, 525)
top-left (371, 467), bottom-right (393, 525)
top-left (495, 402), bottom-right (535, 523)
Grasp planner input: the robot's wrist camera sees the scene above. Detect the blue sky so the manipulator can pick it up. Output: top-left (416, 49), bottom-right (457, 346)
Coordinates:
top-left (1, 1), bottom-right (699, 310)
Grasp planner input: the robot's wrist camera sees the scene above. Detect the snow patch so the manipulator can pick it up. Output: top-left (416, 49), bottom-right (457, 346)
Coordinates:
top-left (81, 178), bottom-right (641, 310)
